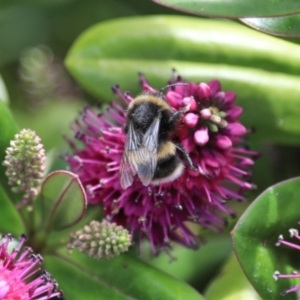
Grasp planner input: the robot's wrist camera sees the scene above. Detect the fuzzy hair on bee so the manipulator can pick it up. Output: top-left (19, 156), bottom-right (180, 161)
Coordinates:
top-left (120, 83), bottom-right (197, 190)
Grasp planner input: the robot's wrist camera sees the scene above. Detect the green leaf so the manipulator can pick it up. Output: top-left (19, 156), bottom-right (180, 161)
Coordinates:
top-left (232, 177), bottom-right (300, 300)
top-left (0, 101), bottom-right (19, 200)
top-left (45, 250), bottom-right (205, 300)
top-left (152, 0), bottom-right (300, 18)
top-left (67, 61), bottom-right (300, 145)
top-left (66, 16), bottom-right (300, 82)
top-left (65, 16), bottom-right (300, 145)
top-left (204, 255), bottom-right (261, 300)
top-left (0, 185), bottom-right (24, 235)
top-left (39, 170), bottom-right (87, 231)
top-left (241, 15), bottom-right (300, 37)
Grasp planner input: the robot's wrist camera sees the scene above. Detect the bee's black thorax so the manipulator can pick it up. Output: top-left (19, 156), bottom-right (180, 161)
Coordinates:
top-left (125, 96), bottom-right (176, 144)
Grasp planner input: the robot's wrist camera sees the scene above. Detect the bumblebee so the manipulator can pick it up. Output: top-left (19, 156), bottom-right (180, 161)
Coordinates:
top-left (120, 83), bottom-right (197, 189)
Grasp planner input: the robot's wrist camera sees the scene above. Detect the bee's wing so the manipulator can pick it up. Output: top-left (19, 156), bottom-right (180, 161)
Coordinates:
top-left (120, 114), bottom-right (161, 188)
top-left (136, 114), bottom-right (160, 186)
top-left (120, 121), bottom-right (140, 189)
top-left (119, 153), bottom-right (135, 189)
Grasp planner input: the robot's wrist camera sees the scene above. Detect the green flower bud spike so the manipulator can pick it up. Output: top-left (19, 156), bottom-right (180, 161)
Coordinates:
top-left (68, 220), bottom-right (132, 259)
top-left (3, 129), bottom-right (46, 204)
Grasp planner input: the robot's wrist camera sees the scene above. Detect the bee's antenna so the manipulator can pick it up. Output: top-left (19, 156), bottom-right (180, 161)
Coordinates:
top-left (159, 83), bottom-right (188, 98)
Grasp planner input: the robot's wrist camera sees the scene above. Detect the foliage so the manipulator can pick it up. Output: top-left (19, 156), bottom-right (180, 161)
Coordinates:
top-left (1, 0), bottom-right (300, 299)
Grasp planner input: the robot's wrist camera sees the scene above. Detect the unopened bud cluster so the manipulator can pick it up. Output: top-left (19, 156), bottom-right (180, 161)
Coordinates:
top-left (3, 129), bottom-right (46, 201)
top-left (68, 220), bottom-right (131, 259)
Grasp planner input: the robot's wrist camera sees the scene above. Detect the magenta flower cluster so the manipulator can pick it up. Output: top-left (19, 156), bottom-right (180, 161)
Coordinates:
top-left (65, 74), bottom-right (258, 253)
top-left (0, 234), bottom-right (62, 299)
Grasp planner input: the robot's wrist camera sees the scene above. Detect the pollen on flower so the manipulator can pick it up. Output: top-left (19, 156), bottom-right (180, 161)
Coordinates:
top-left (273, 222), bottom-right (300, 297)
top-left (67, 220), bottom-right (131, 259)
top-left (65, 72), bottom-right (258, 254)
top-left (0, 234), bottom-right (62, 300)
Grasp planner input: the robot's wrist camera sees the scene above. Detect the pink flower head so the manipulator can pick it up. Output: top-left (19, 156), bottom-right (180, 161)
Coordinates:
top-left (274, 223), bottom-right (300, 297)
top-left (65, 73), bottom-right (258, 254)
top-left (0, 234), bottom-right (62, 300)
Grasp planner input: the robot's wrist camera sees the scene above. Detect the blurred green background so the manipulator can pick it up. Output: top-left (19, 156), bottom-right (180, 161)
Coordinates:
top-left (2, 0), bottom-right (299, 196)
top-left (1, 1), bottom-right (300, 299)
top-left (0, 0), bottom-right (181, 151)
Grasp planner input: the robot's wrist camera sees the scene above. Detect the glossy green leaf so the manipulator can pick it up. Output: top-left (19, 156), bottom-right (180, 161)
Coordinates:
top-left (0, 101), bottom-right (19, 201)
top-left (66, 16), bottom-right (300, 80)
top-left (67, 61), bottom-right (300, 145)
top-left (232, 177), bottom-right (300, 300)
top-left (242, 15), bottom-right (300, 37)
top-left (39, 170), bottom-right (87, 231)
top-left (45, 250), bottom-right (205, 300)
top-left (152, 0), bottom-right (300, 18)
top-left (0, 185), bottom-right (24, 235)
top-left (204, 255), bottom-right (261, 300)
top-left (65, 16), bottom-right (300, 145)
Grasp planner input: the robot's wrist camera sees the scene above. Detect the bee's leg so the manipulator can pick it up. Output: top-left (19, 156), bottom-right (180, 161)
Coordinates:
top-left (176, 145), bottom-right (211, 177)
top-left (175, 144), bottom-right (197, 171)
top-left (168, 104), bottom-right (190, 124)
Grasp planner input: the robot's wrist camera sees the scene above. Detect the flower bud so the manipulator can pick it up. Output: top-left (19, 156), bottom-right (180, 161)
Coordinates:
top-left (68, 220), bottom-right (131, 259)
top-left (3, 129), bottom-right (46, 202)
